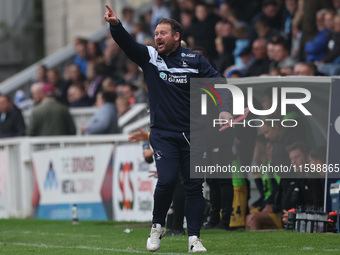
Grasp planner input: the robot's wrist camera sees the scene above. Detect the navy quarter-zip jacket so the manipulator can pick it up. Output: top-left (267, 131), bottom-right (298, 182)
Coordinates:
top-left (110, 22), bottom-right (231, 132)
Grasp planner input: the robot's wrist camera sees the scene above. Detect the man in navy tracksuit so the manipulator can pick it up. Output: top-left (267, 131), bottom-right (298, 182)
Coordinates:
top-left (104, 4), bottom-right (232, 253)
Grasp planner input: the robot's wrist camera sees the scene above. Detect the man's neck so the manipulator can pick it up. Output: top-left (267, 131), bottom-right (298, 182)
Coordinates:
top-left (163, 43), bottom-right (180, 57)
top-left (42, 97), bottom-right (55, 102)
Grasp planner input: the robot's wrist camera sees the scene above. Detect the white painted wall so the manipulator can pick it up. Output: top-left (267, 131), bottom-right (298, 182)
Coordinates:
top-left (0, 0), bottom-right (34, 64)
top-left (42, 0), bottom-right (152, 55)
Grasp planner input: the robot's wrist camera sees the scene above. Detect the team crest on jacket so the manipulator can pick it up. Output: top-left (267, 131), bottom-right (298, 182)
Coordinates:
top-left (180, 59), bottom-right (189, 67)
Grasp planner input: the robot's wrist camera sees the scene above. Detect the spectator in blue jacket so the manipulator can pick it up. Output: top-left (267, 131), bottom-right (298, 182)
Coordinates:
top-left (73, 37), bottom-right (88, 75)
top-left (304, 9), bottom-right (332, 62)
top-left (318, 13), bottom-right (340, 75)
top-left (81, 91), bottom-right (118, 135)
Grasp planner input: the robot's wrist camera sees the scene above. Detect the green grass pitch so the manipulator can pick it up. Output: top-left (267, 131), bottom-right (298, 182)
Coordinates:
top-left (0, 219), bottom-right (339, 254)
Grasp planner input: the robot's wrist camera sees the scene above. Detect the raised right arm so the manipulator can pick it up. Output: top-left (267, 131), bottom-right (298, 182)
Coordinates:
top-left (104, 4), bottom-right (150, 67)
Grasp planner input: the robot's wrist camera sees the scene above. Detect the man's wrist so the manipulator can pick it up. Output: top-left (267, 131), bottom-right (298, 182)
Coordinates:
top-left (109, 19), bottom-right (120, 27)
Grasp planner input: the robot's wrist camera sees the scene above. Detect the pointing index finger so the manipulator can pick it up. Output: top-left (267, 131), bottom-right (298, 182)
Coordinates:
top-left (105, 4), bottom-right (113, 13)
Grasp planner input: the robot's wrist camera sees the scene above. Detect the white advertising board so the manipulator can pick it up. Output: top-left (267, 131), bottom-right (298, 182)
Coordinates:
top-left (31, 145), bottom-right (113, 220)
top-left (113, 144), bottom-right (156, 221)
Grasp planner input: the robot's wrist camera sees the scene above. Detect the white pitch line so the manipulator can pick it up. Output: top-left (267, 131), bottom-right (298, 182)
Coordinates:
top-left (0, 242), bottom-right (186, 255)
top-left (323, 249), bottom-right (340, 252)
top-left (22, 231), bottom-right (101, 238)
top-left (302, 247), bottom-right (314, 251)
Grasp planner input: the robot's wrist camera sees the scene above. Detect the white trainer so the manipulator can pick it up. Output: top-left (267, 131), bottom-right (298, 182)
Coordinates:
top-left (146, 223), bottom-right (166, 252)
top-left (189, 237), bottom-right (207, 252)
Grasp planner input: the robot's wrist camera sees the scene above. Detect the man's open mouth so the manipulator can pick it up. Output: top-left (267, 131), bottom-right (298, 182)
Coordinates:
top-left (157, 42), bottom-right (164, 49)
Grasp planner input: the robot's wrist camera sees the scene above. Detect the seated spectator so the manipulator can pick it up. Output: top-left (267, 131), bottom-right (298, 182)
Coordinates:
top-left (304, 9), bottom-right (332, 62)
top-left (116, 82), bottom-right (137, 105)
top-left (290, 0), bottom-right (304, 58)
top-left (120, 7), bottom-right (135, 34)
top-left (213, 20), bottom-right (236, 73)
top-left (238, 46), bottom-right (255, 74)
top-left (270, 39), bottom-right (297, 70)
top-left (246, 38), bottom-right (271, 77)
top-left (254, 17), bottom-right (281, 42)
top-left (87, 62), bottom-right (109, 104)
top-left (67, 81), bottom-right (92, 107)
top-left (218, 1), bottom-right (232, 22)
top-left (66, 64), bottom-right (87, 84)
top-left (47, 68), bottom-right (68, 105)
top-left (282, 0), bottom-right (298, 42)
top-left (14, 90), bottom-right (33, 111)
top-left (123, 60), bottom-right (144, 88)
top-left (181, 10), bottom-right (195, 48)
top-left (266, 39), bottom-right (276, 62)
top-left (232, 24), bottom-right (250, 69)
top-left (133, 21), bottom-right (152, 44)
top-left (249, 0), bottom-right (282, 41)
top-left (86, 41), bottom-right (104, 79)
top-left (35, 65), bottom-right (47, 83)
top-left (325, 9), bottom-right (336, 32)
top-left (225, 68), bottom-right (244, 78)
top-left (279, 66), bottom-right (293, 75)
top-left (116, 97), bottom-right (131, 117)
top-left (30, 82), bottom-right (44, 106)
top-left (298, 0), bottom-right (334, 61)
top-left (267, 66), bottom-right (281, 76)
top-left (186, 2), bottom-right (220, 59)
top-left (150, 0), bottom-right (171, 33)
top-left (101, 77), bottom-right (116, 94)
top-left (143, 37), bottom-right (156, 47)
top-left (73, 37), bottom-right (88, 75)
top-left (317, 14), bottom-right (340, 75)
top-left (180, 9), bottom-right (194, 30)
top-left (293, 62), bottom-right (318, 76)
top-left (334, 0), bottom-right (340, 13)
top-left (27, 84), bottom-right (76, 136)
top-left (81, 91), bottom-right (118, 135)
top-left (87, 41), bottom-right (103, 63)
top-left (192, 46), bottom-right (217, 70)
top-left (214, 35), bottom-right (235, 75)
top-left (304, 9), bottom-right (329, 62)
top-left (103, 39), bottom-right (127, 79)
top-left (215, 20), bottom-right (234, 38)
top-left (134, 81), bottom-right (149, 104)
top-left (218, 1), bottom-right (245, 26)
top-left (171, 0), bottom-right (194, 22)
top-left (0, 94), bottom-right (26, 138)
